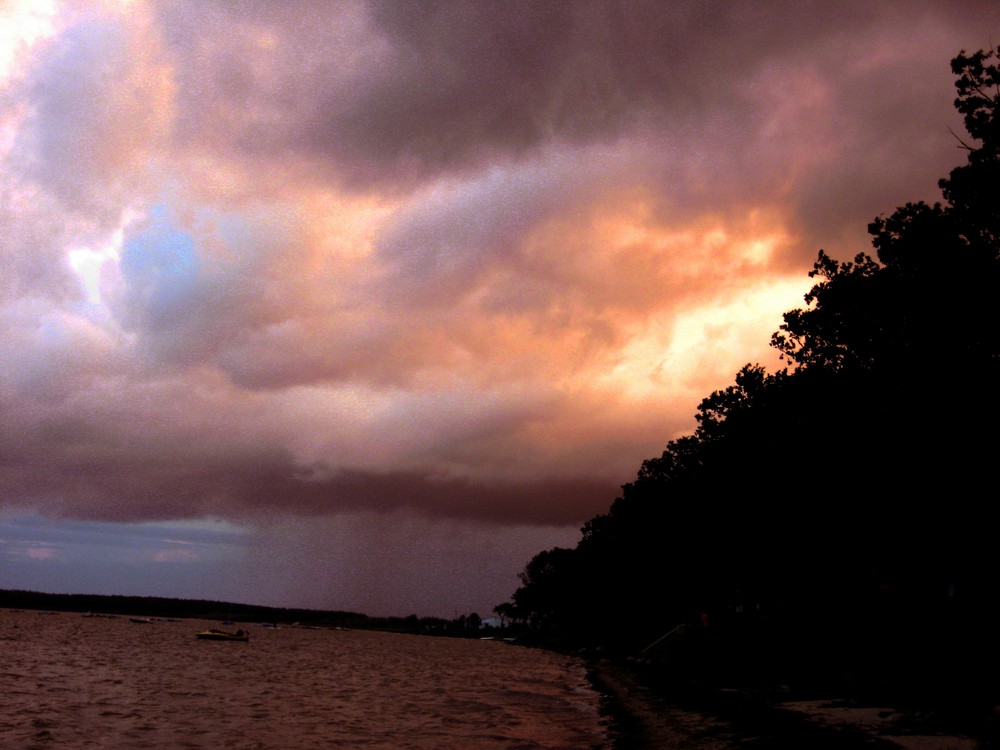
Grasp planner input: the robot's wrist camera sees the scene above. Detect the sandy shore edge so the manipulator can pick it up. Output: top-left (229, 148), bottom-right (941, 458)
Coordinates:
top-left (587, 659), bottom-right (982, 750)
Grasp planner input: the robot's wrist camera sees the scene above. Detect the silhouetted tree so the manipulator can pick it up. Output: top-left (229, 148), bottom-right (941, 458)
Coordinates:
top-left (770, 44), bottom-right (1000, 586)
top-left (493, 601), bottom-right (517, 628)
top-left (509, 547), bottom-right (582, 633)
top-left (500, 47), bottom-right (1000, 705)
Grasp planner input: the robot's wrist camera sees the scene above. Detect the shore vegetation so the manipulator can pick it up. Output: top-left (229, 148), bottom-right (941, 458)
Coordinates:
top-left (499, 46), bottom-right (1000, 726)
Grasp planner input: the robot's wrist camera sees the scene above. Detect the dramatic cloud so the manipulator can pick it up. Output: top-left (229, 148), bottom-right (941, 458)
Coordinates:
top-left (2, 0), bottom-right (998, 615)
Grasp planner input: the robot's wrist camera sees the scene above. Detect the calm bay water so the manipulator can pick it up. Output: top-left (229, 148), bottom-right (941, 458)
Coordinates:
top-left (0, 609), bottom-right (610, 749)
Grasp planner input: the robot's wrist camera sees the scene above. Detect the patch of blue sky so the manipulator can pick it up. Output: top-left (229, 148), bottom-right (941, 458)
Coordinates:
top-left (0, 513), bottom-right (253, 600)
top-left (119, 203), bottom-right (200, 330)
top-left (0, 512), bottom-right (248, 564)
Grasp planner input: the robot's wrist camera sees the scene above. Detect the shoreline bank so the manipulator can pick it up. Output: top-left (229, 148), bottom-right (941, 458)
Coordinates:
top-left (586, 659), bottom-right (982, 750)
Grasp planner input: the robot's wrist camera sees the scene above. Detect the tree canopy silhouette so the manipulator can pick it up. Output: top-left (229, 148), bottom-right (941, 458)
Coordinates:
top-left (501, 47), bottom-right (1000, 705)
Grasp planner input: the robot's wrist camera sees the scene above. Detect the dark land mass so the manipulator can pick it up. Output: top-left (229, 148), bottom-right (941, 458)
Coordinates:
top-left (0, 587), bottom-right (368, 626)
top-left (0, 588), bottom-right (479, 636)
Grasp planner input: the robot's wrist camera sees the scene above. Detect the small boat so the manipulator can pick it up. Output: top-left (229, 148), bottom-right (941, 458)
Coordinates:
top-left (195, 629), bottom-right (249, 642)
top-left (130, 617), bottom-right (153, 624)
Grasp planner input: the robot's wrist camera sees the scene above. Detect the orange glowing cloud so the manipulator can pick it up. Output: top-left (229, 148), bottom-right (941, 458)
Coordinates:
top-left (1, 1), bottom-right (998, 584)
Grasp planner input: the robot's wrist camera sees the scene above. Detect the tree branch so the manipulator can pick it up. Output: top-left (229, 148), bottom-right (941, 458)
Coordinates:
top-left (948, 126), bottom-right (975, 151)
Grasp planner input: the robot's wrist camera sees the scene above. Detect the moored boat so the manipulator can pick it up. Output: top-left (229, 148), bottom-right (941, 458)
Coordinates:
top-left (195, 628), bottom-right (249, 642)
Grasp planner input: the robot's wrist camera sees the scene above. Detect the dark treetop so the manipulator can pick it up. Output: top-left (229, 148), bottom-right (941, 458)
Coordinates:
top-left (500, 47), bottom-right (1000, 715)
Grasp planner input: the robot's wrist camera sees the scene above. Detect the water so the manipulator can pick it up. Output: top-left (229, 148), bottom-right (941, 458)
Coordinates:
top-left (0, 610), bottom-right (610, 749)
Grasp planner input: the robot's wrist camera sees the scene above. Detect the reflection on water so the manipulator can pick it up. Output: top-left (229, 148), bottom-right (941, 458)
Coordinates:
top-left (0, 609), bottom-right (608, 749)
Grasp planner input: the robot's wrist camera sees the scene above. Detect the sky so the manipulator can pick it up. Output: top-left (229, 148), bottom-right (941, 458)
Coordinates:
top-left (1, 0), bottom-right (998, 618)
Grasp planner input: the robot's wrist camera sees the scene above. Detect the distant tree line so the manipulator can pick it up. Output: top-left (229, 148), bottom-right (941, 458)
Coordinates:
top-left (0, 589), bottom-right (490, 638)
top-left (0, 588), bottom-right (371, 627)
top-left (498, 48), bottom-right (1000, 712)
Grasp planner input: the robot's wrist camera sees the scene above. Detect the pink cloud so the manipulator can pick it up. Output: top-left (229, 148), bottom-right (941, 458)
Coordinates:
top-left (2, 2), bottom-right (999, 615)
top-left (25, 546), bottom-right (57, 560)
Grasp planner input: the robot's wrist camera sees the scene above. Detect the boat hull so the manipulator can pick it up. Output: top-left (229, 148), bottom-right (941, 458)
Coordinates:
top-left (195, 630), bottom-right (249, 642)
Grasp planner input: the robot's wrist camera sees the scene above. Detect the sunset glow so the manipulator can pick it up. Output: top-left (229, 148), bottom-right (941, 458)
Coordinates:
top-left (2, 0), bottom-right (998, 616)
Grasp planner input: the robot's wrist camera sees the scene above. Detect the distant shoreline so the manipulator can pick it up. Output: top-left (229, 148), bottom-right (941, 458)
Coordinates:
top-left (0, 588), bottom-right (364, 625)
top-left (0, 588), bottom-right (507, 640)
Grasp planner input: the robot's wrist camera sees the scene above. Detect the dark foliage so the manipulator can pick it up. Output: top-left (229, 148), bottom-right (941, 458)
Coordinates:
top-left (501, 47), bottom-right (1000, 710)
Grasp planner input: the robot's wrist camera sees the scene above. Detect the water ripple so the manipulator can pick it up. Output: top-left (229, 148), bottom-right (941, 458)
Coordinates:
top-left (0, 610), bottom-right (608, 749)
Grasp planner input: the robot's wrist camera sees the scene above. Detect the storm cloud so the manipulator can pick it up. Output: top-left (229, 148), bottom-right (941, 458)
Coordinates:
top-left (2, 0), bottom-right (997, 615)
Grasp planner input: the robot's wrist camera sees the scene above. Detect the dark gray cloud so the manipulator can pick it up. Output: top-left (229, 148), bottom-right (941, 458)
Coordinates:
top-left (0, 433), bottom-right (616, 526)
top-left (147, 0), bottom-right (1000, 263)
